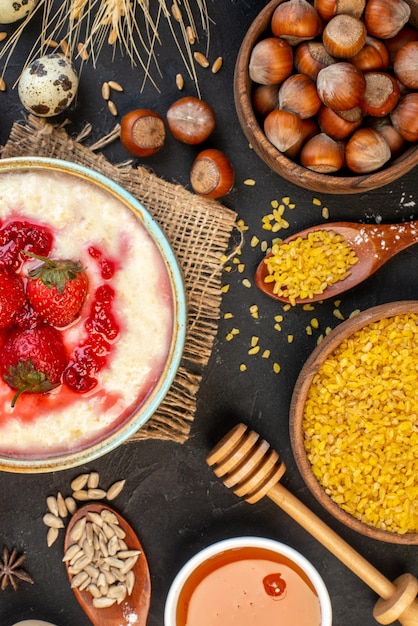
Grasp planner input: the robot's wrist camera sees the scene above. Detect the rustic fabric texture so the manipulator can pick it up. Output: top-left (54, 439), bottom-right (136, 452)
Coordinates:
top-left (1, 115), bottom-right (238, 443)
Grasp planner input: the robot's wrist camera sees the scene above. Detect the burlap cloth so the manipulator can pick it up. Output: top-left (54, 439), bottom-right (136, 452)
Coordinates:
top-left (0, 115), bottom-right (238, 443)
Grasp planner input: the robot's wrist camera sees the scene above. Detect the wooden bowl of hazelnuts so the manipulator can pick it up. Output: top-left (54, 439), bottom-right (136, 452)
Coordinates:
top-left (234, 0), bottom-right (418, 194)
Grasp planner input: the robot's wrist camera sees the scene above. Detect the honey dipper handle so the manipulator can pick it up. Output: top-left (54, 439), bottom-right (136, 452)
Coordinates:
top-left (268, 482), bottom-right (393, 596)
top-left (268, 482), bottom-right (418, 625)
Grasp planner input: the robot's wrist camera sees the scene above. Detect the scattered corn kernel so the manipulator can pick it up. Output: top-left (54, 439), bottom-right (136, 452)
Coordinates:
top-left (306, 326), bottom-right (313, 335)
top-left (248, 346), bottom-right (260, 355)
top-left (312, 197), bottom-right (321, 206)
top-left (262, 350), bottom-right (270, 358)
top-left (322, 207), bottom-right (330, 219)
top-left (250, 236), bottom-right (260, 247)
top-left (221, 284), bottom-right (230, 293)
top-left (271, 199), bottom-right (279, 209)
top-left (224, 313), bottom-right (233, 319)
top-left (303, 304), bottom-right (315, 311)
top-left (244, 179), bottom-right (256, 186)
top-left (273, 363), bottom-right (281, 374)
top-left (287, 335), bottom-right (294, 343)
top-left (333, 309), bottom-right (345, 320)
top-left (311, 318), bottom-right (319, 329)
top-left (238, 264), bottom-right (245, 273)
top-left (250, 336), bottom-right (259, 347)
top-left (242, 279), bottom-right (252, 288)
top-left (274, 323), bottom-right (282, 332)
top-left (239, 364), bottom-right (247, 371)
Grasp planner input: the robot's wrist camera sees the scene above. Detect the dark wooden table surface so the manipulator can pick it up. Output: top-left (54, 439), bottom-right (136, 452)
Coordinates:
top-left (1, 2), bottom-right (418, 625)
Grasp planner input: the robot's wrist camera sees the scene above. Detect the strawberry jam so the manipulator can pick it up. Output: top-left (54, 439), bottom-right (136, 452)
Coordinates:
top-left (0, 220), bottom-right (53, 271)
top-left (64, 284), bottom-right (120, 393)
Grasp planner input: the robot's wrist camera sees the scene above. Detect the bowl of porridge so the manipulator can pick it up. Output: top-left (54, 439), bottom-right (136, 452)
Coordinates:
top-left (0, 157), bottom-right (186, 472)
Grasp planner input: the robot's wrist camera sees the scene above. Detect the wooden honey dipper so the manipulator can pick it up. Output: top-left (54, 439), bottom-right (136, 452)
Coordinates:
top-left (206, 423), bottom-right (418, 626)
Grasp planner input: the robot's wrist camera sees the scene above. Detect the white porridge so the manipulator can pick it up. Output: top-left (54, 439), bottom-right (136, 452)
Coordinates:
top-left (0, 167), bottom-right (176, 457)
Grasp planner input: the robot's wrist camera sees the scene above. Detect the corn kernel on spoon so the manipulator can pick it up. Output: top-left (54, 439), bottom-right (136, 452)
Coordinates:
top-left (207, 423), bottom-right (418, 626)
top-left (255, 220), bottom-right (418, 304)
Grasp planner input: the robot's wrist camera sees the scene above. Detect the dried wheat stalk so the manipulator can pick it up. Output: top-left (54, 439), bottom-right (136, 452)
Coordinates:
top-left (0, 0), bottom-right (212, 95)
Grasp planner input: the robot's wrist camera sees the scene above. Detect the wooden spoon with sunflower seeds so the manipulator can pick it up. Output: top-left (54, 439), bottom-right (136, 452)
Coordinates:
top-left (64, 503), bottom-right (151, 626)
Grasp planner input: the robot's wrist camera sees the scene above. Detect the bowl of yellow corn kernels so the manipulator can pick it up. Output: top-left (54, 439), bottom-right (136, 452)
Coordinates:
top-left (289, 300), bottom-right (418, 544)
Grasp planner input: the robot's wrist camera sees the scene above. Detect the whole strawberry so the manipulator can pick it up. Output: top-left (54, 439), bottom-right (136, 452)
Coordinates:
top-left (0, 325), bottom-right (68, 406)
top-left (25, 252), bottom-right (89, 328)
top-left (0, 269), bottom-right (26, 329)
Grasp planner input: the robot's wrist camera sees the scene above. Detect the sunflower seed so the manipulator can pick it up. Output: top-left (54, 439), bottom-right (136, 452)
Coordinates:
top-left (108, 583), bottom-right (126, 600)
top-left (87, 487), bottom-right (106, 499)
top-left (88, 472), bottom-right (100, 489)
top-left (120, 555), bottom-right (139, 575)
top-left (57, 492), bottom-right (68, 517)
top-left (70, 517), bottom-right (87, 542)
top-left (93, 597), bottom-right (116, 608)
top-left (101, 509), bottom-right (118, 524)
top-left (71, 571), bottom-right (89, 589)
top-left (104, 569), bottom-right (117, 585)
top-left (88, 583), bottom-right (102, 598)
top-left (71, 474), bottom-right (89, 491)
top-left (72, 489), bottom-right (90, 501)
top-left (65, 497), bottom-right (77, 515)
top-left (102, 521), bottom-right (116, 540)
top-left (63, 544), bottom-right (82, 562)
top-left (126, 569), bottom-right (135, 595)
top-left (85, 564), bottom-right (100, 579)
top-left (79, 576), bottom-right (91, 591)
top-left (43, 513), bottom-right (64, 529)
top-left (107, 534), bottom-right (119, 556)
top-left (47, 527), bottom-right (60, 547)
top-left (109, 522), bottom-right (126, 539)
top-left (106, 479), bottom-right (126, 501)
top-left (46, 496), bottom-right (59, 517)
top-left (117, 550), bottom-right (141, 559)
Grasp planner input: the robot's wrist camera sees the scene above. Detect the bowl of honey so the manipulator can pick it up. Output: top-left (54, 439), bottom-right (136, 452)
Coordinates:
top-left (164, 536), bottom-right (332, 626)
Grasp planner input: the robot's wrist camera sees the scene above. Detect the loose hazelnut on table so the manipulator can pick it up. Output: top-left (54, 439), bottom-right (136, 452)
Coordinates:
top-left (166, 96), bottom-right (216, 145)
top-left (190, 149), bottom-right (234, 199)
top-left (120, 109), bottom-right (166, 157)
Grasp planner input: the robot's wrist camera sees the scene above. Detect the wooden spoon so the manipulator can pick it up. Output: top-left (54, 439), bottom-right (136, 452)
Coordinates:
top-left (64, 503), bottom-right (151, 626)
top-left (255, 220), bottom-right (418, 304)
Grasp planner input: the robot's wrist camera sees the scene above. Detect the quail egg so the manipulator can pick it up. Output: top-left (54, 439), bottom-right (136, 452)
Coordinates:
top-left (18, 54), bottom-right (79, 118)
top-left (0, 0), bottom-right (38, 24)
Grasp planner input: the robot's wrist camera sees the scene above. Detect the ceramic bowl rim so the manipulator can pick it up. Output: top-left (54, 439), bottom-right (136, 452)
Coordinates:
top-left (164, 535), bottom-right (332, 626)
top-left (0, 156), bottom-right (187, 473)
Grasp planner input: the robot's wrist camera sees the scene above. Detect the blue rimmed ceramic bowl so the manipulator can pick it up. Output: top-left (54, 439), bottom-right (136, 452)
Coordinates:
top-left (0, 156), bottom-right (186, 472)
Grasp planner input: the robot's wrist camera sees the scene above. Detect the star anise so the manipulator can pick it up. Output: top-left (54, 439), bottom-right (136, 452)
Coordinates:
top-left (0, 545), bottom-right (34, 591)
